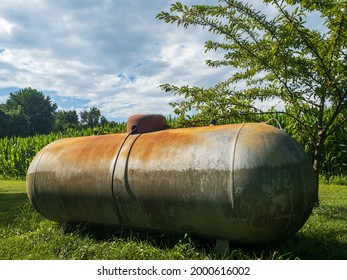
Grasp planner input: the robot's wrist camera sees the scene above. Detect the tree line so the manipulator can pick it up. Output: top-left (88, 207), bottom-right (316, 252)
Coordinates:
top-left (0, 87), bottom-right (118, 138)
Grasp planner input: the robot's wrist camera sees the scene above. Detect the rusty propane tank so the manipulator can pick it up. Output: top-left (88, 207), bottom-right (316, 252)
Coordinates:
top-left (26, 119), bottom-right (316, 245)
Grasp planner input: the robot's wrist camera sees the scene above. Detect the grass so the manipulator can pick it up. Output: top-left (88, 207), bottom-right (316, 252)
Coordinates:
top-left (0, 178), bottom-right (346, 260)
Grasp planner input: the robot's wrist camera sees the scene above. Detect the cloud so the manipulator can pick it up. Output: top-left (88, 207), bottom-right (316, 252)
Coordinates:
top-left (0, 0), bottom-right (322, 121)
top-left (0, 0), bottom-right (228, 121)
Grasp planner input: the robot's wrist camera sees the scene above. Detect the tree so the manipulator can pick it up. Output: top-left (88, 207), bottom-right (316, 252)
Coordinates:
top-left (7, 106), bottom-right (31, 137)
top-left (80, 107), bottom-right (101, 127)
top-left (54, 110), bottom-right (79, 131)
top-left (4, 87), bottom-right (57, 135)
top-left (0, 108), bottom-right (10, 138)
top-left (157, 0), bottom-right (347, 204)
top-left (0, 104), bottom-right (31, 137)
top-left (100, 116), bottom-right (109, 126)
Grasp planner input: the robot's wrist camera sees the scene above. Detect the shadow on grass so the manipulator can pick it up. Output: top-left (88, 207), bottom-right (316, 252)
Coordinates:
top-left (60, 222), bottom-right (347, 260)
top-left (0, 193), bottom-right (29, 225)
top-left (275, 231), bottom-right (347, 259)
top-left (61, 222), bottom-right (222, 256)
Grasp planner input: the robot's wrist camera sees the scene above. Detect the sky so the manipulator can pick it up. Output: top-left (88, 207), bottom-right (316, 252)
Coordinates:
top-left (0, 0), bottom-right (322, 122)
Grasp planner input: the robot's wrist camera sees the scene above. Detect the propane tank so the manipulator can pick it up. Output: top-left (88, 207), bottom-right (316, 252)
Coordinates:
top-left (26, 118), bottom-right (316, 245)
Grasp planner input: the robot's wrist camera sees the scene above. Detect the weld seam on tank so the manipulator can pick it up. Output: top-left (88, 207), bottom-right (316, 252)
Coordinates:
top-left (230, 123), bottom-right (246, 217)
top-left (111, 127), bottom-right (142, 228)
top-left (123, 134), bottom-right (141, 200)
top-left (110, 131), bottom-right (134, 228)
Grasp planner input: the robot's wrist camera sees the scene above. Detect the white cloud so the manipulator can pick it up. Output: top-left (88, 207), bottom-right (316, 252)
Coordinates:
top-left (0, 17), bottom-right (15, 35)
top-left (0, 0), bottom-right (323, 121)
top-left (0, 0), bottom-right (228, 121)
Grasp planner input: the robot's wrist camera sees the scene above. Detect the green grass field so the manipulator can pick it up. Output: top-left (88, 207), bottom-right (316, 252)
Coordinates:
top-left (0, 179), bottom-right (346, 260)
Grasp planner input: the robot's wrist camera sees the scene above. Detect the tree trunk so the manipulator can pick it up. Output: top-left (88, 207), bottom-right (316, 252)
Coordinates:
top-left (312, 130), bottom-right (326, 206)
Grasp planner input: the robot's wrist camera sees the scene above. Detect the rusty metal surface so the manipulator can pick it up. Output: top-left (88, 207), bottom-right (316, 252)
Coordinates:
top-left (27, 134), bottom-right (124, 225)
top-left (26, 123), bottom-right (316, 244)
top-left (126, 114), bottom-right (167, 134)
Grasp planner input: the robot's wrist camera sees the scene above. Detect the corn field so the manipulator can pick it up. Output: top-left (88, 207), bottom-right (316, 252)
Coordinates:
top-left (0, 124), bottom-right (126, 179)
top-left (0, 133), bottom-right (60, 178)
